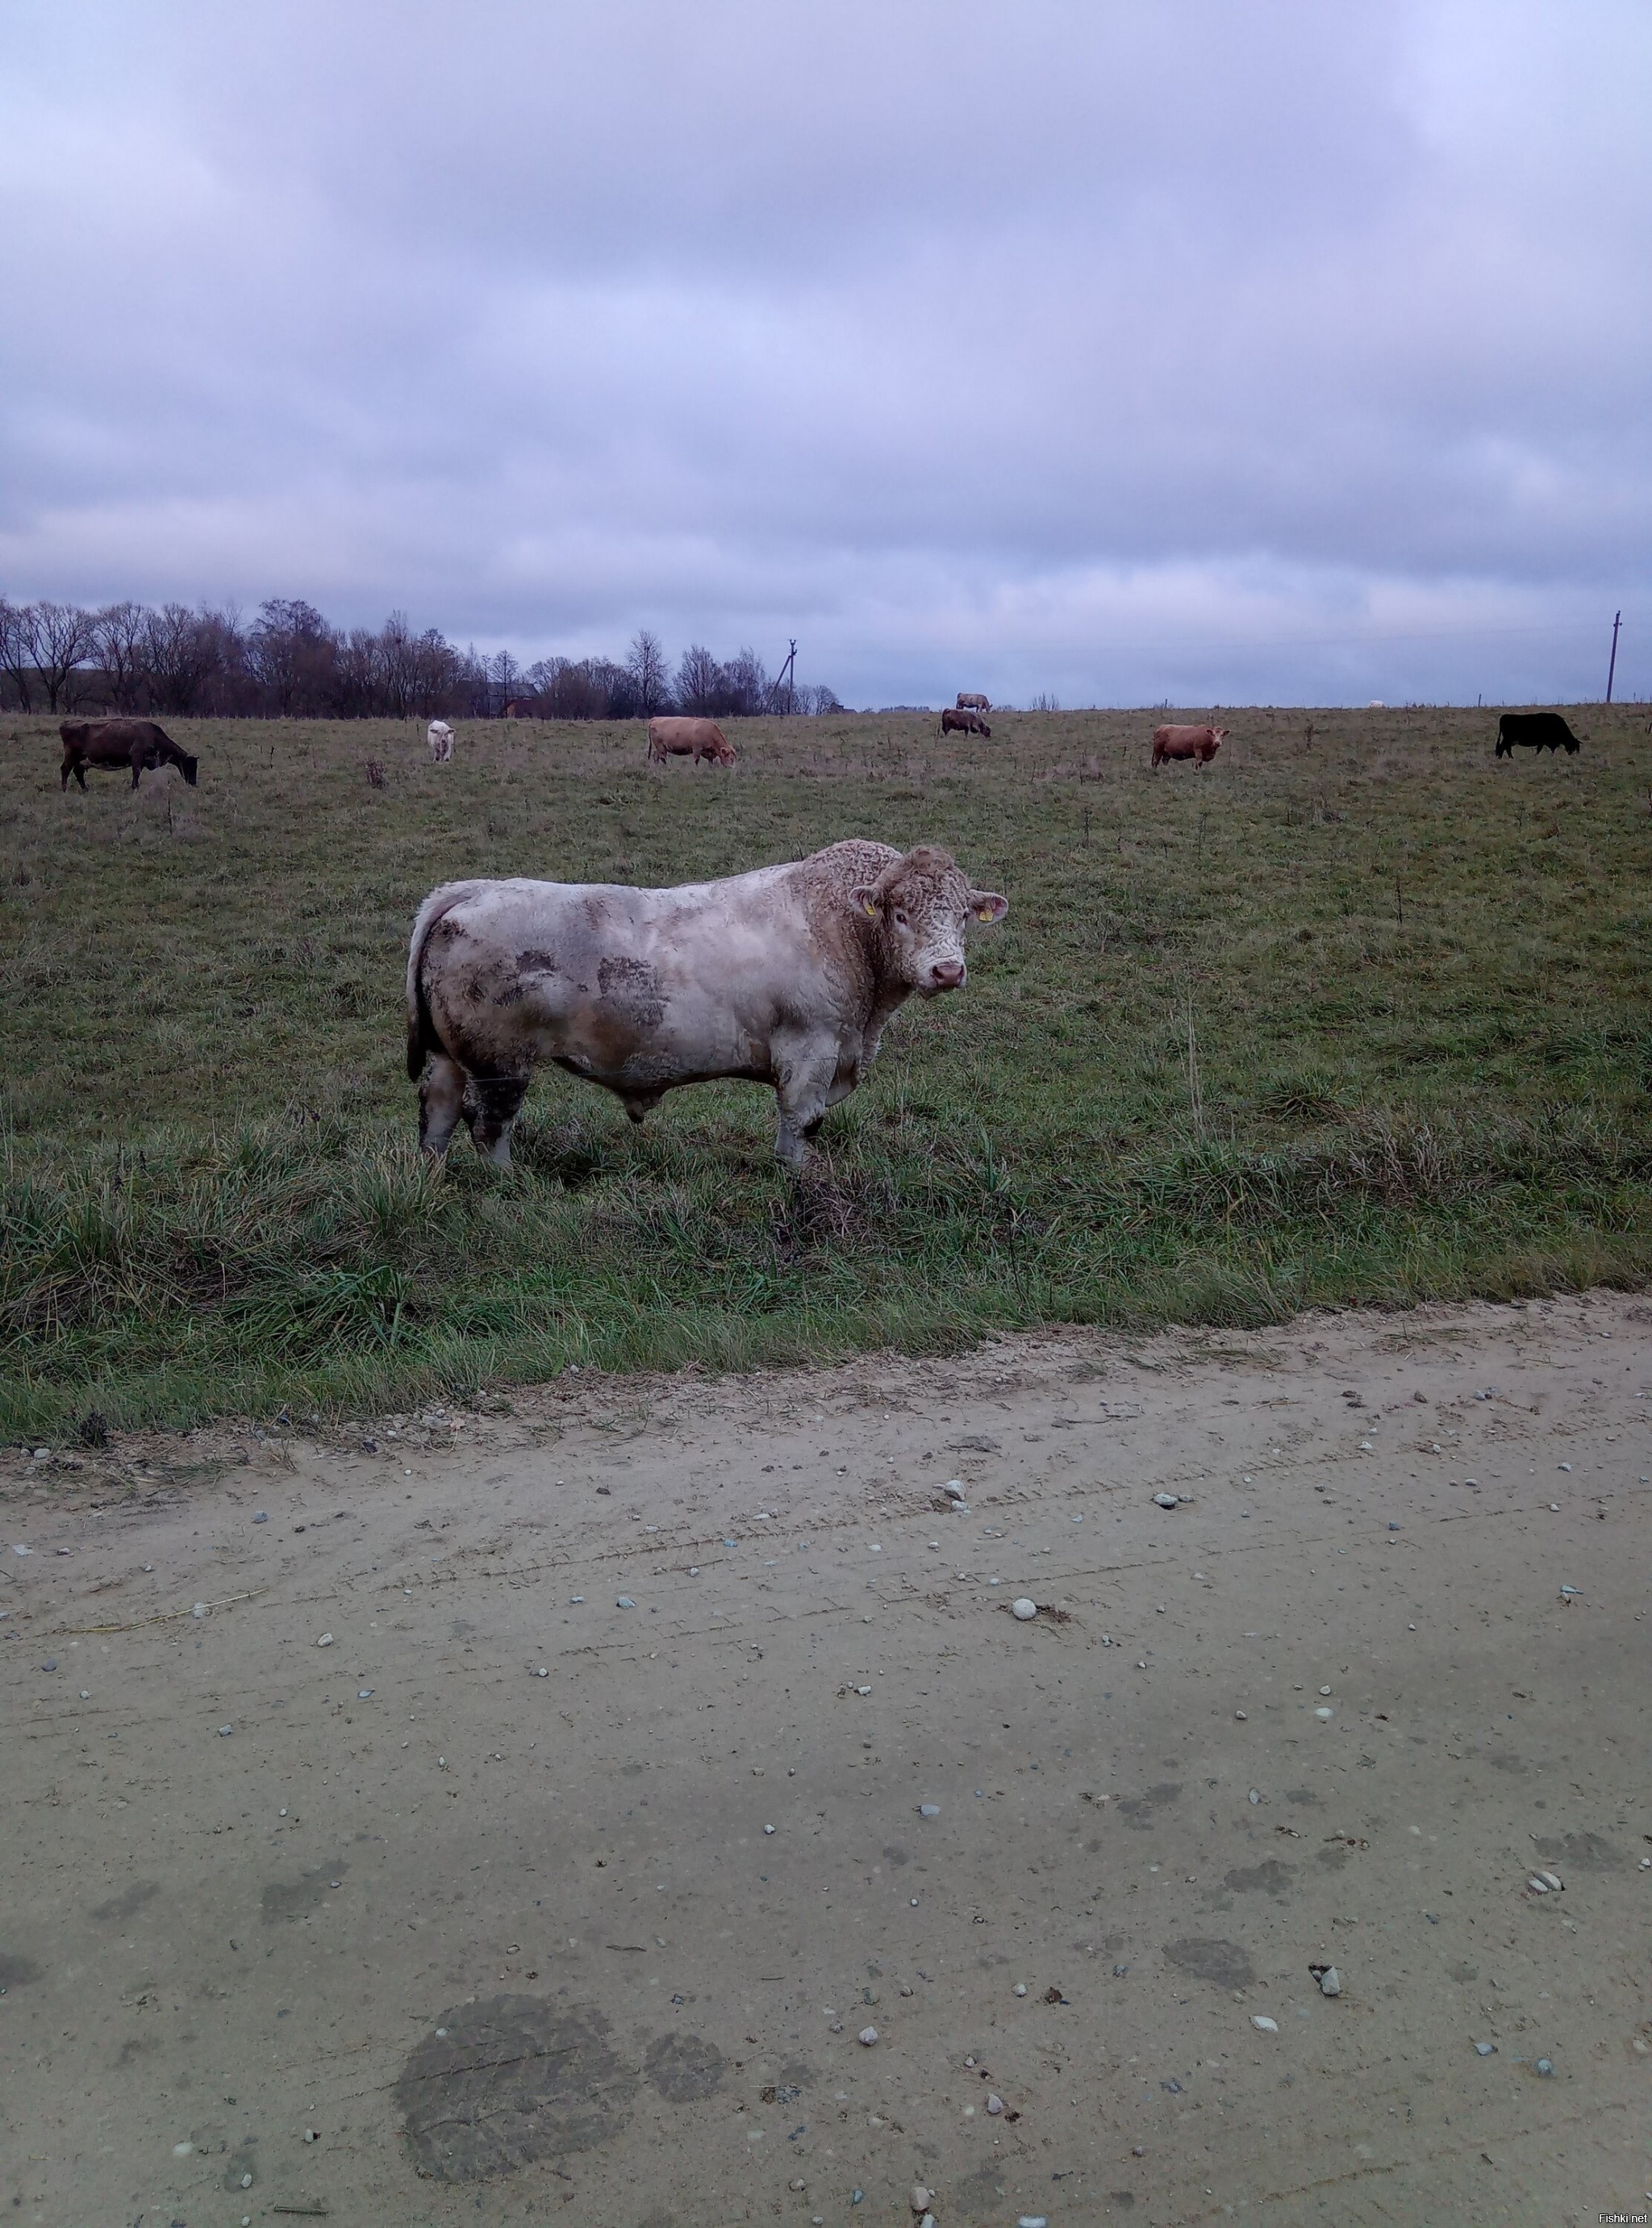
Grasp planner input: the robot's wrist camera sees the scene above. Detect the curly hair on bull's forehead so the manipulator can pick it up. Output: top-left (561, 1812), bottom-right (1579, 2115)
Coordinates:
top-left (872, 844), bottom-right (963, 900)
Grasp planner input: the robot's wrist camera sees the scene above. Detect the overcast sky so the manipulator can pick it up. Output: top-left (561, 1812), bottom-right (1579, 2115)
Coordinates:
top-left (2, 0), bottom-right (1648, 705)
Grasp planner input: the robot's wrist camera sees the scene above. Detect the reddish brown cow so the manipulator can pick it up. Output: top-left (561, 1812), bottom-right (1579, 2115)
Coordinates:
top-left (647, 716), bottom-right (736, 766)
top-left (1151, 724), bottom-right (1227, 768)
top-left (60, 718), bottom-right (198, 792)
top-left (941, 707), bottom-right (991, 738)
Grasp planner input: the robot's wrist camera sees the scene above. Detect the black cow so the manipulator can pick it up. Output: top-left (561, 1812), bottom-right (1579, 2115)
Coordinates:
top-left (1496, 711), bottom-right (1580, 758)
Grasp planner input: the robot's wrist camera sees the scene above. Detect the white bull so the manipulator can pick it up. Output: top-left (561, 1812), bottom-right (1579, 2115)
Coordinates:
top-left (428, 720), bottom-right (453, 762)
top-left (406, 840), bottom-right (1007, 1166)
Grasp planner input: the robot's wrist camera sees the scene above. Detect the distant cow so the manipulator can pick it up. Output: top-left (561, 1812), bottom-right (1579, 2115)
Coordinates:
top-left (1496, 711), bottom-right (1580, 757)
top-left (59, 718), bottom-right (198, 792)
top-left (407, 840), bottom-right (1007, 1168)
top-left (502, 699), bottom-right (538, 720)
top-left (941, 707), bottom-right (991, 738)
top-left (428, 720), bottom-right (454, 762)
top-left (647, 716), bottom-right (736, 766)
top-left (956, 692), bottom-right (991, 712)
top-left (1152, 724), bottom-right (1227, 767)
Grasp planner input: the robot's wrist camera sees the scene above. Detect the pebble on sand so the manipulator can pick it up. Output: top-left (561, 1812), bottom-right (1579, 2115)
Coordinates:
top-left (1251, 2015), bottom-right (1279, 2033)
top-left (252, 1511), bottom-right (268, 1523)
top-left (1314, 1707), bottom-right (1334, 1721)
top-left (1536, 2057), bottom-right (1554, 2075)
top-left (1317, 1967), bottom-right (1341, 1996)
top-left (986, 2092), bottom-right (1004, 2115)
top-left (1153, 1492), bottom-right (1179, 1509)
top-left (1013, 1982), bottom-right (1028, 1996)
top-left (910, 2190), bottom-right (932, 2216)
top-left (315, 1633), bottom-right (334, 1647)
top-left (1475, 2041), bottom-right (1497, 2055)
top-left (615, 1597), bottom-right (636, 1608)
top-left (919, 1803), bottom-right (941, 1817)
top-left (218, 1724), bottom-right (232, 1736)
top-left (858, 2026), bottom-right (878, 2046)
top-left (1012, 1597), bottom-right (1037, 1621)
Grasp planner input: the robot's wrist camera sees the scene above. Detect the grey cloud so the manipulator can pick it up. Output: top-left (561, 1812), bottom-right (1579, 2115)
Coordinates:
top-left (1, 0), bottom-right (1647, 704)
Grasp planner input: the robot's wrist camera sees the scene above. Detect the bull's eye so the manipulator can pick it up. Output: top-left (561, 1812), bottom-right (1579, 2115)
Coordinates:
top-left (894, 909), bottom-right (908, 927)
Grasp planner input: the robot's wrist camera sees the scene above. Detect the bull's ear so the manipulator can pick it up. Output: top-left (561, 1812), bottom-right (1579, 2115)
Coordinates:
top-left (851, 885), bottom-right (882, 919)
top-left (969, 890), bottom-right (1008, 923)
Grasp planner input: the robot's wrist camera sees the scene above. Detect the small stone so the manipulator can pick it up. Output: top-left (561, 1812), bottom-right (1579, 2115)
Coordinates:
top-left (41, 1658), bottom-right (56, 1672)
top-left (1475, 2041), bottom-right (1496, 2056)
top-left (303, 2126), bottom-right (319, 2139)
top-left (856, 1684), bottom-right (872, 1695)
top-left (1317, 1967), bottom-right (1341, 1996)
top-left (1387, 1521), bottom-right (1401, 1531)
top-left (919, 1803), bottom-right (941, 1817)
top-left (986, 2092), bottom-right (1003, 2114)
top-left (945, 1480), bottom-right (966, 1497)
top-left (615, 1596), bottom-right (635, 1608)
top-left (791, 2181), bottom-right (807, 2194)
top-left (1535, 2056), bottom-right (1553, 2076)
top-left (10, 1544), bottom-right (31, 1555)
top-left (252, 1511), bottom-right (268, 1523)
top-left (173, 2140), bottom-right (193, 2155)
top-left (79, 1689), bottom-right (90, 1699)
top-left (1538, 1871), bottom-right (1562, 1892)
top-left (218, 1724), bottom-right (232, 1737)
top-left (1018, 2217), bottom-right (1049, 2227)
top-left (1315, 1707), bottom-right (1333, 1721)
top-left (910, 2188), bottom-right (932, 2213)
top-left (1235, 1709), bottom-right (1247, 1721)
top-left (1319, 1685), bottom-right (1332, 1696)
top-left (765, 1824), bottom-right (775, 1834)
top-left (1527, 1876), bottom-right (1549, 1894)
top-left (1153, 1492), bottom-right (1179, 1509)
top-left (851, 2189), bottom-right (865, 2205)
top-left (1012, 1597), bottom-right (1037, 1620)
top-left (191, 1603), bottom-right (207, 1618)
top-left (858, 2026), bottom-right (878, 2046)
top-left (1558, 1462), bottom-right (1571, 1472)
top-left (1249, 1788), bottom-right (1261, 1804)
top-left (536, 1667), bottom-right (549, 1677)
top-left (240, 2172), bottom-right (252, 2188)
top-left (1013, 1981), bottom-right (1028, 1996)
top-left (315, 1632), bottom-right (333, 1646)
top-left (1251, 2015), bottom-right (1279, 2033)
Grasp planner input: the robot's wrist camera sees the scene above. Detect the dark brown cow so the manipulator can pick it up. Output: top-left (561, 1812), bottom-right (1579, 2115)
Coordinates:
top-left (60, 718), bottom-right (198, 792)
top-left (647, 716), bottom-right (736, 766)
top-left (1152, 723), bottom-right (1227, 767)
top-left (941, 707), bottom-right (991, 737)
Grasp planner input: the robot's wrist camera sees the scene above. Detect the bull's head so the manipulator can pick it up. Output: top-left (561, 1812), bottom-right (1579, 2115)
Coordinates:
top-left (852, 844), bottom-right (1007, 995)
top-left (181, 753), bottom-right (199, 786)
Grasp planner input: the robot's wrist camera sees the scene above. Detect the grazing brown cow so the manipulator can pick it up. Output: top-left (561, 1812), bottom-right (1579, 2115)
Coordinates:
top-left (407, 840), bottom-right (1007, 1167)
top-left (941, 707), bottom-right (991, 738)
top-left (60, 718), bottom-right (198, 792)
top-left (647, 716), bottom-right (736, 766)
top-left (1151, 723), bottom-right (1226, 767)
top-left (956, 692), bottom-right (991, 712)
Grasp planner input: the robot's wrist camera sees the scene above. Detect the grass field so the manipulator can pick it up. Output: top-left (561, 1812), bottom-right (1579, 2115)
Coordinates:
top-left (2, 702), bottom-right (1650, 1437)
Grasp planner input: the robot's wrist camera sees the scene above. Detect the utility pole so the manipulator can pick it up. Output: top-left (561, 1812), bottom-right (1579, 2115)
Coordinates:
top-left (771, 639), bottom-right (798, 716)
top-left (1606, 611), bottom-right (1621, 703)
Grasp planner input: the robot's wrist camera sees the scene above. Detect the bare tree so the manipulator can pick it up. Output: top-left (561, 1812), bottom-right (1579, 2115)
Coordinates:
top-left (248, 598), bottom-right (331, 715)
top-left (0, 598), bottom-right (39, 711)
top-left (625, 628), bottom-right (671, 717)
top-left (722, 646), bottom-right (772, 717)
top-left (30, 602), bottom-right (98, 711)
top-left (95, 602), bottom-right (151, 711)
top-left (675, 644), bottom-right (727, 715)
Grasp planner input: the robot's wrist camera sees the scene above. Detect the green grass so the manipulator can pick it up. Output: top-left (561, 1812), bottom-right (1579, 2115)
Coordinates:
top-left (3, 703), bottom-right (1650, 1437)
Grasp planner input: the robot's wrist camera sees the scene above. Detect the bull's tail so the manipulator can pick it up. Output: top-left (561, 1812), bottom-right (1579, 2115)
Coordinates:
top-left (405, 882), bottom-right (482, 1081)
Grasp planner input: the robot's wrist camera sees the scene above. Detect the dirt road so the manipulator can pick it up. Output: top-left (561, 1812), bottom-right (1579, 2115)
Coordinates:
top-left (3, 1294), bottom-right (1649, 2226)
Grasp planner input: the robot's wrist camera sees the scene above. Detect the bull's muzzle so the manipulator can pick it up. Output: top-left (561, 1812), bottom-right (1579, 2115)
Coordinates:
top-left (928, 959), bottom-right (966, 991)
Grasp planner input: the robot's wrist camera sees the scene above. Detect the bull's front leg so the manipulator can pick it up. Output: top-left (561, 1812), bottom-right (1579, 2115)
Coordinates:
top-left (772, 1038), bottom-right (842, 1169)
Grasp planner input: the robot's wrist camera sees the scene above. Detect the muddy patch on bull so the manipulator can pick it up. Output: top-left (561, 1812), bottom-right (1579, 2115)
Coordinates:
top-left (597, 954), bottom-right (666, 1032)
top-left (1162, 1938), bottom-right (1256, 1991)
top-left (644, 2031), bottom-right (727, 2103)
top-left (1222, 1860), bottom-right (1295, 1898)
top-left (1533, 1831), bottom-right (1623, 1871)
top-left (261, 1860), bottom-right (348, 1925)
top-left (397, 1995), bottom-right (636, 2182)
top-left (1116, 1782), bottom-right (1183, 1830)
top-left (0, 1951), bottom-right (44, 1991)
top-left (91, 1880), bottom-right (161, 1923)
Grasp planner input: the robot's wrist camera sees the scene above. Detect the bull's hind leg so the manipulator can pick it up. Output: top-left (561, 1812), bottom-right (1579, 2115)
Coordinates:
top-left (419, 1055), bottom-right (468, 1157)
top-left (465, 1075), bottom-right (531, 1166)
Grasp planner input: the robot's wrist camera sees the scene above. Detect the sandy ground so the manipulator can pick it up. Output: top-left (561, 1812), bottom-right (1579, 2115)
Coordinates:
top-left (2, 1294), bottom-right (1650, 2228)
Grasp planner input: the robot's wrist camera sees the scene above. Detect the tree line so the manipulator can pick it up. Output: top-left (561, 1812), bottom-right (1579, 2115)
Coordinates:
top-left (0, 599), bottom-right (843, 721)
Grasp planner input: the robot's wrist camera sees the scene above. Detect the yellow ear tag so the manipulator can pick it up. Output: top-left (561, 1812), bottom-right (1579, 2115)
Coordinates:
top-left (976, 906), bottom-right (995, 920)
top-left (861, 897), bottom-right (878, 917)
